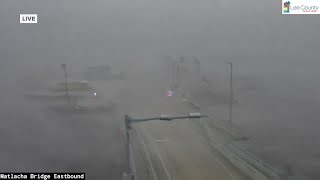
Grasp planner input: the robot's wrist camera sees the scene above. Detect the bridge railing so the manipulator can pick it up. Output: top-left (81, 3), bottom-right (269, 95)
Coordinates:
top-left (176, 89), bottom-right (285, 180)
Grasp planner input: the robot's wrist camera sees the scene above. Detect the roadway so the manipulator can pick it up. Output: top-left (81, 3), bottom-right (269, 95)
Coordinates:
top-left (117, 75), bottom-right (251, 180)
top-left (132, 120), bottom-right (250, 180)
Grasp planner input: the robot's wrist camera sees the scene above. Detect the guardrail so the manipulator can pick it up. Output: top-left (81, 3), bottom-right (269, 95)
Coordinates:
top-left (129, 144), bottom-right (137, 178)
top-left (175, 89), bottom-right (284, 180)
top-left (204, 116), bottom-right (284, 179)
top-left (202, 118), bottom-right (284, 180)
top-left (121, 126), bottom-right (136, 180)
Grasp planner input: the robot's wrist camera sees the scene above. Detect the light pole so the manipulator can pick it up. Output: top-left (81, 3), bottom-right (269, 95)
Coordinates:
top-left (227, 62), bottom-right (233, 130)
top-left (123, 112), bottom-right (208, 180)
top-left (61, 64), bottom-right (69, 103)
top-left (192, 56), bottom-right (201, 74)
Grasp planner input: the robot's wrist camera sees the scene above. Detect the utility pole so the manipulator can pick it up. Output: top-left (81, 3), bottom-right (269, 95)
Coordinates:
top-left (192, 56), bottom-right (201, 73)
top-left (61, 64), bottom-right (69, 103)
top-left (227, 62), bottom-right (233, 130)
top-left (124, 115), bottom-right (133, 180)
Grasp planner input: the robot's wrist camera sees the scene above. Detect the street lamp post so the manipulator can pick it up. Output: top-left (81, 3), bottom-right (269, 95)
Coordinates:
top-left (123, 113), bottom-right (208, 180)
top-left (61, 64), bottom-right (69, 103)
top-left (227, 62), bottom-right (233, 130)
top-left (124, 115), bottom-right (133, 179)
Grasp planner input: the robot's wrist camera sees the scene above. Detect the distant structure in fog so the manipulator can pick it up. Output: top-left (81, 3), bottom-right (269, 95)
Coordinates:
top-left (84, 65), bottom-right (112, 80)
top-left (82, 65), bottom-right (126, 81)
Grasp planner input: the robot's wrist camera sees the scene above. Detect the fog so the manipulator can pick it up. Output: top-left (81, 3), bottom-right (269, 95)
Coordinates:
top-left (0, 0), bottom-right (320, 179)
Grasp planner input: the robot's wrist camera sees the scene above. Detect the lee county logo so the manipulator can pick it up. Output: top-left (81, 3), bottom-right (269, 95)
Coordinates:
top-left (283, 1), bottom-right (291, 13)
top-left (20, 14), bottom-right (37, 23)
top-left (282, 0), bottom-right (320, 14)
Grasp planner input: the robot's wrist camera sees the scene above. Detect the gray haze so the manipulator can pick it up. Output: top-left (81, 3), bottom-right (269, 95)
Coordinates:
top-left (0, 0), bottom-right (320, 179)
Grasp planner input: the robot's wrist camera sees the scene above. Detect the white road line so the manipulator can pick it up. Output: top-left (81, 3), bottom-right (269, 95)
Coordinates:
top-left (134, 127), bottom-right (159, 180)
top-left (189, 126), bottom-right (238, 180)
top-left (141, 125), bottom-right (172, 180)
top-left (155, 139), bottom-right (169, 142)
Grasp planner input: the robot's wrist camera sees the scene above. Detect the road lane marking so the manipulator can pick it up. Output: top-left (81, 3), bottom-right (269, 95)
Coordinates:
top-left (155, 139), bottom-right (169, 142)
top-left (134, 127), bottom-right (159, 180)
top-left (141, 126), bottom-right (172, 180)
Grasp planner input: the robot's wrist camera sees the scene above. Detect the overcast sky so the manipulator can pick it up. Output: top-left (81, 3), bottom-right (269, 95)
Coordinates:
top-left (0, 0), bottom-right (319, 86)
